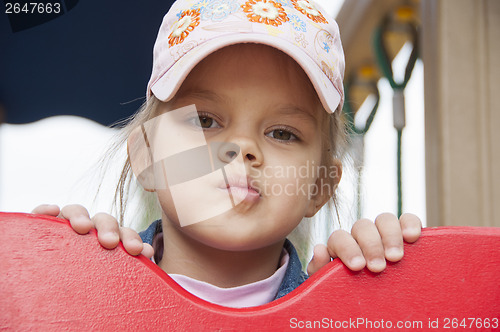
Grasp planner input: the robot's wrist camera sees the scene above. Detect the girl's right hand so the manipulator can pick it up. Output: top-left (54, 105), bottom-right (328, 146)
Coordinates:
top-left (31, 204), bottom-right (154, 259)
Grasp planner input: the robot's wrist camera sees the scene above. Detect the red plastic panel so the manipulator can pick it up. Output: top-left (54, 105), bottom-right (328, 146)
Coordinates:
top-left (1, 212), bottom-right (499, 331)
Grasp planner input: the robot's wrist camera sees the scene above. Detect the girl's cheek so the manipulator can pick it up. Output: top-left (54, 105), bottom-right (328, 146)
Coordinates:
top-left (156, 190), bottom-right (180, 221)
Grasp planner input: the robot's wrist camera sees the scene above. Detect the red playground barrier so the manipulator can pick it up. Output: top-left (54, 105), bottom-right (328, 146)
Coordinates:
top-left (1, 212), bottom-right (499, 330)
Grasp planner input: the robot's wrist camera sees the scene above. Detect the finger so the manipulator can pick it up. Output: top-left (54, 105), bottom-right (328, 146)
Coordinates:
top-left (327, 230), bottom-right (366, 271)
top-left (375, 213), bottom-right (404, 262)
top-left (141, 243), bottom-right (154, 259)
top-left (307, 244), bottom-right (331, 275)
top-left (351, 219), bottom-right (386, 272)
top-left (31, 204), bottom-right (60, 216)
top-left (92, 213), bottom-right (120, 250)
top-left (400, 213), bottom-right (422, 243)
top-left (119, 227), bottom-right (145, 256)
top-left (61, 204), bottom-right (93, 235)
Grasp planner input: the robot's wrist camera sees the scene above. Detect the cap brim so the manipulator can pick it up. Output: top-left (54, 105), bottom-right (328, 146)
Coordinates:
top-left (150, 33), bottom-right (341, 114)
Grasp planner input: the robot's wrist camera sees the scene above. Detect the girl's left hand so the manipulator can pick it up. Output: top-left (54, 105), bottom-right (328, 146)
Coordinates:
top-left (307, 213), bottom-right (422, 275)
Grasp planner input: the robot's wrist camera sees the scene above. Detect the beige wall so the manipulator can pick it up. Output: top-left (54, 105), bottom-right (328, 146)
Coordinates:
top-left (422, 0), bottom-right (500, 226)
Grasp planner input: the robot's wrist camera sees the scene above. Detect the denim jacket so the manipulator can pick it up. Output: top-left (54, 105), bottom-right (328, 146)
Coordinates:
top-left (139, 219), bottom-right (308, 300)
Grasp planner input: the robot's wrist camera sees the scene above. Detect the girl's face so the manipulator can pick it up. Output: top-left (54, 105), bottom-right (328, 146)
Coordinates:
top-left (155, 44), bottom-right (336, 251)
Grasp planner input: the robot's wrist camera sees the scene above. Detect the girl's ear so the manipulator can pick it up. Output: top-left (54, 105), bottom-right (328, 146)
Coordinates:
top-left (128, 126), bottom-right (156, 192)
top-left (305, 158), bottom-right (342, 218)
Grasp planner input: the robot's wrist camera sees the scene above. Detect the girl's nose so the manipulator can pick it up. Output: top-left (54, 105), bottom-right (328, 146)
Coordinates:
top-left (217, 142), bottom-right (239, 163)
top-left (217, 136), bottom-right (263, 167)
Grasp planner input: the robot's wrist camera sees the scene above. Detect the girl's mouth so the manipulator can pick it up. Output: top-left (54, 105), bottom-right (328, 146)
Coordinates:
top-left (217, 176), bottom-right (261, 204)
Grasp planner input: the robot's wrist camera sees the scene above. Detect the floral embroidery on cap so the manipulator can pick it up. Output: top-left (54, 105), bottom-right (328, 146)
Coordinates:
top-left (168, 9), bottom-right (201, 47)
top-left (274, 0), bottom-right (293, 7)
top-left (291, 0), bottom-right (328, 24)
top-left (322, 42), bottom-right (331, 53)
top-left (200, 0), bottom-right (240, 21)
top-left (321, 61), bottom-right (334, 84)
top-left (315, 30), bottom-right (334, 54)
top-left (294, 32), bottom-right (308, 48)
top-left (289, 14), bottom-right (306, 32)
top-left (242, 0), bottom-right (289, 27)
top-left (191, 0), bottom-right (211, 10)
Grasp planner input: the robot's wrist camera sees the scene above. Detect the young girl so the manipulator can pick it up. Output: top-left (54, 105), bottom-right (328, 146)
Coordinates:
top-left (35, 0), bottom-right (421, 307)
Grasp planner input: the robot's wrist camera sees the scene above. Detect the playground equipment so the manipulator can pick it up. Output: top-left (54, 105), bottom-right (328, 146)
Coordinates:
top-left (1, 213), bottom-right (499, 330)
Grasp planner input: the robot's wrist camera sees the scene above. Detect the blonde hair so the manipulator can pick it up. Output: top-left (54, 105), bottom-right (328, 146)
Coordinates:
top-left (109, 96), bottom-right (163, 228)
top-left (287, 103), bottom-right (347, 267)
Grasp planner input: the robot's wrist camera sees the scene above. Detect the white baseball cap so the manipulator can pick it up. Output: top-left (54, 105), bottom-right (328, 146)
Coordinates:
top-left (147, 0), bottom-right (345, 113)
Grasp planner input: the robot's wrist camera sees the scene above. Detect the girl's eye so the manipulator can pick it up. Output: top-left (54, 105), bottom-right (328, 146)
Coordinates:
top-left (199, 116), bottom-right (214, 129)
top-left (266, 128), bottom-right (298, 142)
top-left (189, 113), bottom-right (221, 129)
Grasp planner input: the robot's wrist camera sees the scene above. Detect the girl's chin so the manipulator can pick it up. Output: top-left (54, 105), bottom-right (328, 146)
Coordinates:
top-left (194, 237), bottom-right (276, 252)
top-left (183, 223), bottom-right (276, 251)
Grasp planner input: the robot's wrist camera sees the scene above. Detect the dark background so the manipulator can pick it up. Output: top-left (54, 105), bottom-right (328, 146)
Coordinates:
top-left (1, 0), bottom-right (175, 126)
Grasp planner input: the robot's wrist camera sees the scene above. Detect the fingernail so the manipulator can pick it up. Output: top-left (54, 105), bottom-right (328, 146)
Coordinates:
top-left (350, 256), bottom-right (365, 268)
top-left (369, 259), bottom-right (386, 271)
top-left (132, 238), bottom-right (143, 247)
top-left (386, 248), bottom-right (404, 261)
top-left (74, 215), bottom-right (88, 223)
top-left (100, 232), bottom-right (119, 243)
top-left (404, 227), bottom-right (421, 237)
